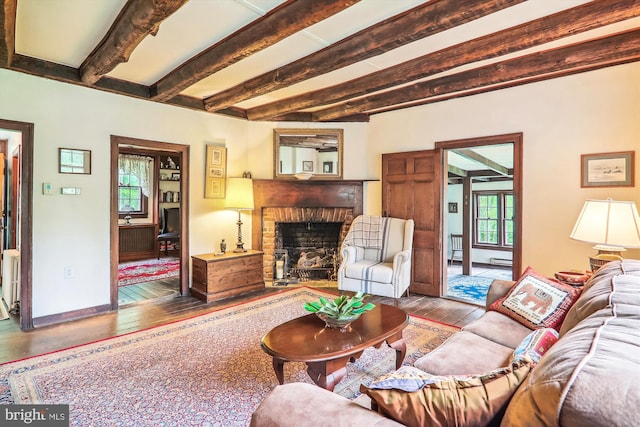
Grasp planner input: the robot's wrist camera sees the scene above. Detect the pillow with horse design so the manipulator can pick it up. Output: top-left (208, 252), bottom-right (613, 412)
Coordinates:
top-left (489, 266), bottom-right (581, 331)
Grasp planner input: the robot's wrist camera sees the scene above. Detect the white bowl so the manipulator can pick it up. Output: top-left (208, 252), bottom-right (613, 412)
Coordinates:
top-left (294, 172), bottom-right (313, 180)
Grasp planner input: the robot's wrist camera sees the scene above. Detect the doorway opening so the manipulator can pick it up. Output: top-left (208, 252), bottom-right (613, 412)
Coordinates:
top-left (110, 136), bottom-right (189, 309)
top-left (0, 119), bottom-right (32, 330)
top-left (437, 134), bottom-right (522, 306)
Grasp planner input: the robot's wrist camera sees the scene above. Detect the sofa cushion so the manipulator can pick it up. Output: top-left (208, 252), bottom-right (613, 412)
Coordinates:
top-left (560, 260), bottom-right (640, 336)
top-left (462, 311), bottom-right (533, 349)
top-left (489, 266), bottom-right (581, 331)
top-left (250, 383), bottom-right (403, 427)
top-left (361, 358), bottom-right (533, 427)
top-left (414, 331), bottom-right (515, 375)
top-left (343, 260), bottom-right (393, 284)
top-left (502, 310), bottom-right (640, 427)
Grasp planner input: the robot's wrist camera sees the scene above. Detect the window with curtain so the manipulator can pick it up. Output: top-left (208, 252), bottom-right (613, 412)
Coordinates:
top-left (473, 191), bottom-right (513, 250)
top-left (118, 154), bottom-right (152, 216)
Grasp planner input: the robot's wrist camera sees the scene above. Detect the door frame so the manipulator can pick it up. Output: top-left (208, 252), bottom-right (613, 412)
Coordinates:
top-left (0, 118), bottom-right (33, 330)
top-left (110, 136), bottom-right (190, 310)
top-left (436, 132), bottom-right (523, 289)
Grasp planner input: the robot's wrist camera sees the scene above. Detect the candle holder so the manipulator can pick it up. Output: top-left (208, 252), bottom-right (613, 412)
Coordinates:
top-left (273, 249), bottom-right (288, 286)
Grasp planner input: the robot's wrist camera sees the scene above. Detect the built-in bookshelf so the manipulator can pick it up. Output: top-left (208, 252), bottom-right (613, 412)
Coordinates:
top-left (159, 155), bottom-right (180, 206)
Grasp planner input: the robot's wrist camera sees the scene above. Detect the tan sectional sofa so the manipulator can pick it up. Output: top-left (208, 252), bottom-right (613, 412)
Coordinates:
top-left (251, 260), bottom-right (640, 426)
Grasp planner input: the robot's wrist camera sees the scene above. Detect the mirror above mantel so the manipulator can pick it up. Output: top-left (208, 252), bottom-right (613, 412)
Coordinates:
top-left (274, 128), bottom-right (343, 180)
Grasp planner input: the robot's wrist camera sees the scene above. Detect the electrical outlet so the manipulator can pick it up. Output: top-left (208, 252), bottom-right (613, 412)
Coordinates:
top-left (64, 266), bottom-right (74, 279)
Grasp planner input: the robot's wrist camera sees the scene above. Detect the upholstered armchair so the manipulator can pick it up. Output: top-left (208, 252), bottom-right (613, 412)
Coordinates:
top-left (338, 215), bottom-right (414, 299)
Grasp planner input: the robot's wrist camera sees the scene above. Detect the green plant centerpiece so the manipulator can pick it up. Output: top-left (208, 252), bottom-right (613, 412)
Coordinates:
top-left (304, 292), bottom-right (375, 331)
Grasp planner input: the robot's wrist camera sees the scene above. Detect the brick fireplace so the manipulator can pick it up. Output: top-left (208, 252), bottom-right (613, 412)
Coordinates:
top-left (262, 207), bottom-right (353, 281)
top-left (251, 179), bottom-right (364, 281)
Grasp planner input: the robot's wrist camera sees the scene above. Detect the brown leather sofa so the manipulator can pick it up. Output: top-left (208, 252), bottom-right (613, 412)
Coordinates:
top-left (250, 260), bottom-right (640, 427)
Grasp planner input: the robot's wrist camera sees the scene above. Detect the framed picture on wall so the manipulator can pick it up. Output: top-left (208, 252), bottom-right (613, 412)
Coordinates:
top-left (448, 202), bottom-right (458, 213)
top-left (581, 151), bottom-right (634, 188)
top-left (302, 161), bottom-right (313, 172)
top-left (205, 144), bottom-right (227, 198)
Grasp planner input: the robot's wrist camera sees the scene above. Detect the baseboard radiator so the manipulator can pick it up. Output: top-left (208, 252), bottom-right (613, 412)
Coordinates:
top-left (490, 257), bottom-right (513, 267)
top-left (2, 249), bottom-right (20, 312)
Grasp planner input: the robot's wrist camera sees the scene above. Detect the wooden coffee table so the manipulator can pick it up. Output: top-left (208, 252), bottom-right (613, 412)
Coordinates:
top-left (260, 303), bottom-right (409, 391)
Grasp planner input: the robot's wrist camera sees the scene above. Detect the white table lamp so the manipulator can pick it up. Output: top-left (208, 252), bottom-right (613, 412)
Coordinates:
top-left (570, 199), bottom-right (640, 270)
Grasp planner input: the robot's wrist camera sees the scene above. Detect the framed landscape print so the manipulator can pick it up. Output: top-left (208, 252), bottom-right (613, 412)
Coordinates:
top-left (205, 144), bottom-right (227, 198)
top-left (581, 151), bottom-right (634, 188)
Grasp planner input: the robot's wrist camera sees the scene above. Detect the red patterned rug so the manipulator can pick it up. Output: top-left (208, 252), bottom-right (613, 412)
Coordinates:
top-left (0, 288), bottom-right (458, 426)
top-left (118, 257), bottom-right (180, 287)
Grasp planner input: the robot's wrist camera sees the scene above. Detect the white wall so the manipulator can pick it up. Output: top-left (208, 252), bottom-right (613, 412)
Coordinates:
top-left (0, 69), bottom-right (249, 317)
top-left (0, 69), bottom-right (371, 319)
top-left (1, 61), bottom-right (638, 320)
top-left (367, 62), bottom-right (640, 276)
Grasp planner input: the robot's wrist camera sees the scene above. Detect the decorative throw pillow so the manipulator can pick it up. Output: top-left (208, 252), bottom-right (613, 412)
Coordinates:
top-left (489, 266), bottom-right (581, 331)
top-left (360, 358), bottom-right (533, 427)
top-left (366, 365), bottom-right (450, 393)
top-left (510, 327), bottom-right (559, 365)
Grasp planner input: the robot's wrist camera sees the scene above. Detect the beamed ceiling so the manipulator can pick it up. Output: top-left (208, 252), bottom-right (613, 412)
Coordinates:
top-left (2, 0), bottom-right (639, 122)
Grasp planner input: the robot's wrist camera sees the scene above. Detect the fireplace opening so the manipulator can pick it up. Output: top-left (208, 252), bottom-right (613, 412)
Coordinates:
top-left (276, 222), bottom-right (342, 281)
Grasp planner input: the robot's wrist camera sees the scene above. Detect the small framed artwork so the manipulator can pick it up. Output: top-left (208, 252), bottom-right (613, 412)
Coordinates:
top-left (171, 172), bottom-right (180, 181)
top-left (59, 148), bottom-right (91, 174)
top-left (302, 161), bottom-right (313, 172)
top-left (581, 151), bottom-right (634, 188)
top-left (205, 144), bottom-right (227, 198)
top-left (448, 202), bottom-right (458, 213)
top-left (323, 161), bottom-right (333, 173)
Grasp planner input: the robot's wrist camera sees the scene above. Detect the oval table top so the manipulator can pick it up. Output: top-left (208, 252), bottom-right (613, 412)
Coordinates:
top-left (260, 303), bottom-right (409, 363)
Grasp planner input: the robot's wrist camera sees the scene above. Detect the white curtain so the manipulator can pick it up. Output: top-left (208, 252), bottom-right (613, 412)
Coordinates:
top-left (118, 154), bottom-right (153, 197)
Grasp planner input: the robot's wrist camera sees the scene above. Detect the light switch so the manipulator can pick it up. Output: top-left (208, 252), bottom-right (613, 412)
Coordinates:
top-left (61, 187), bottom-right (81, 195)
top-left (42, 182), bottom-right (53, 195)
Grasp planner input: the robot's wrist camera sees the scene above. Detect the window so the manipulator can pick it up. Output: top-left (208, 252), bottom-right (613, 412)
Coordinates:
top-left (118, 172), bottom-right (145, 213)
top-left (473, 191), bottom-right (513, 250)
top-left (118, 154), bottom-right (152, 217)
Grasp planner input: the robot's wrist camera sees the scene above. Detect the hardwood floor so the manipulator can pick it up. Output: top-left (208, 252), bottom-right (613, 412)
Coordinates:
top-left (0, 285), bottom-right (484, 365)
top-left (118, 278), bottom-right (180, 306)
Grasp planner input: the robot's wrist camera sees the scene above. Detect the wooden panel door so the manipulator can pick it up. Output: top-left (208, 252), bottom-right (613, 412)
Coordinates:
top-left (382, 150), bottom-right (441, 296)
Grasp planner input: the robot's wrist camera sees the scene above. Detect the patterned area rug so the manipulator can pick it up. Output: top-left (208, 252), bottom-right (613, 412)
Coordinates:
top-left (0, 288), bottom-right (458, 426)
top-left (118, 257), bottom-right (179, 287)
top-left (447, 275), bottom-right (495, 306)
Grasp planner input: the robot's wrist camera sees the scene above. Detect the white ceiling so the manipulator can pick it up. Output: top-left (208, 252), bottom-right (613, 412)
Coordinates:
top-left (14, 0), bottom-right (640, 111)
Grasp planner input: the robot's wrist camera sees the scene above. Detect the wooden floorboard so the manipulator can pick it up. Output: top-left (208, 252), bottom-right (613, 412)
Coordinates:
top-left (0, 285), bottom-right (483, 364)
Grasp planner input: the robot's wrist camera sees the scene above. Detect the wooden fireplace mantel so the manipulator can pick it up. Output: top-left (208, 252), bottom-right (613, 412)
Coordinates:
top-left (251, 179), bottom-right (364, 250)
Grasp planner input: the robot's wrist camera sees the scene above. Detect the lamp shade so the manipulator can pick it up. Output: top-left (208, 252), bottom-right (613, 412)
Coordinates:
top-left (224, 178), bottom-right (254, 210)
top-left (570, 199), bottom-right (640, 248)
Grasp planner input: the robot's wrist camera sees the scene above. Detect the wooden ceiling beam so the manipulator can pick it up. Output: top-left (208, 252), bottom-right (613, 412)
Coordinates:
top-left (247, 0), bottom-right (640, 121)
top-left (453, 149), bottom-right (509, 176)
top-left (10, 53), bottom-right (152, 97)
top-left (203, 0), bottom-right (523, 111)
top-left (0, 0), bottom-right (17, 67)
top-left (79, 0), bottom-right (188, 85)
top-left (312, 28), bottom-right (640, 121)
top-left (150, 0), bottom-right (360, 102)
top-left (448, 165), bottom-right (467, 178)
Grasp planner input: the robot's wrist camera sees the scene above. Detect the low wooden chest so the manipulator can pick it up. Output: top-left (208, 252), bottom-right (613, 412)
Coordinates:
top-left (191, 250), bottom-right (264, 302)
